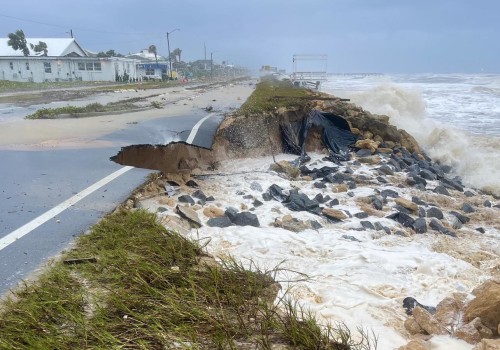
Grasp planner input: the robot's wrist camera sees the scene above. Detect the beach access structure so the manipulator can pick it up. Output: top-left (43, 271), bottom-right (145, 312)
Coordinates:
top-left (291, 54), bottom-right (327, 90)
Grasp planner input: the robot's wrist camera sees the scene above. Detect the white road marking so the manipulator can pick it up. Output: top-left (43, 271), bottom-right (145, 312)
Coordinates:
top-left (185, 112), bottom-right (217, 144)
top-left (0, 166), bottom-right (134, 251)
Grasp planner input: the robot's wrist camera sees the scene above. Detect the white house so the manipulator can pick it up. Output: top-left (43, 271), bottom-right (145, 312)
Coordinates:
top-left (0, 38), bottom-right (139, 82)
top-left (126, 49), bottom-right (169, 80)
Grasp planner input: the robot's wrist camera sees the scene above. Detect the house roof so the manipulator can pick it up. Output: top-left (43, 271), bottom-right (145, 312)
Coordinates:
top-left (0, 38), bottom-right (87, 57)
top-left (126, 49), bottom-right (164, 60)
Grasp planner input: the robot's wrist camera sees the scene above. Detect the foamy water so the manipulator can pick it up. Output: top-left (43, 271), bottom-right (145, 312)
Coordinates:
top-left (158, 154), bottom-right (499, 350)
top-left (323, 74), bottom-right (500, 196)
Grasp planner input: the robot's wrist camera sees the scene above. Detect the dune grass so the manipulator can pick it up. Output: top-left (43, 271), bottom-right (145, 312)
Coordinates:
top-left (0, 209), bottom-right (376, 349)
top-left (238, 79), bottom-right (313, 116)
top-left (24, 101), bottom-right (139, 119)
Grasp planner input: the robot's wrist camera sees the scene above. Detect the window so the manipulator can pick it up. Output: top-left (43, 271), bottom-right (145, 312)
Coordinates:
top-left (145, 68), bottom-right (155, 75)
top-left (25, 62), bottom-right (30, 70)
top-left (78, 62), bottom-right (102, 71)
top-left (9, 62), bottom-right (13, 70)
top-left (44, 62), bottom-right (52, 73)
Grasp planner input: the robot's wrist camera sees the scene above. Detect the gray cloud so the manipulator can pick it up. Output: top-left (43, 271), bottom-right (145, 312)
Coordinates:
top-left (1, 0), bottom-right (498, 73)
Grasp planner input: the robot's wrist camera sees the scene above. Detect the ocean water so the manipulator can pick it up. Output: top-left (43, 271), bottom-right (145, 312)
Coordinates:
top-left (322, 74), bottom-right (500, 196)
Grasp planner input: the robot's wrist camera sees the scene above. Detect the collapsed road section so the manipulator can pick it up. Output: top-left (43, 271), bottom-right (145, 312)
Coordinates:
top-left (111, 80), bottom-right (420, 177)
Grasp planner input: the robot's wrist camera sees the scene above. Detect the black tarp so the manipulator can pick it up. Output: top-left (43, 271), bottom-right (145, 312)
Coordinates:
top-left (280, 110), bottom-right (358, 163)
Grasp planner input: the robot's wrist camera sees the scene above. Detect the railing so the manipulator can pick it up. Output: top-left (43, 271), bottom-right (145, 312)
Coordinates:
top-left (291, 71), bottom-right (328, 81)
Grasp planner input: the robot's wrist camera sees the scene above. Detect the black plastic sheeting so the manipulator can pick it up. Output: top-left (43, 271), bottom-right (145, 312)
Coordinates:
top-left (280, 110), bottom-right (358, 163)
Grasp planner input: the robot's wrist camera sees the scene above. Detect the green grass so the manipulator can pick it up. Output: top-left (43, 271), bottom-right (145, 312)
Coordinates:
top-left (238, 79), bottom-right (313, 115)
top-left (0, 209), bottom-right (376, 349)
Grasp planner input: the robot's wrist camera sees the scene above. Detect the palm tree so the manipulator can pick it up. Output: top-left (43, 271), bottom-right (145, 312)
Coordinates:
top-left (148, 45), bottom-right (158, 66)
top-left (170, 48), bottom-right (182, 63)
top-left (175, 48), bottom-right (182, 62)
top-left (7, 29), bottom-right (29, 56)
top-left (30, 41), bottom-right (48, 56)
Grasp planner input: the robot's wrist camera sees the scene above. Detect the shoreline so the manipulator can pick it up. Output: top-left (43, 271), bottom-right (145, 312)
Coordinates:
top-left (123, 80), bottom-right (499, 349)
top-left (0, 78), bottom-right (498, 349)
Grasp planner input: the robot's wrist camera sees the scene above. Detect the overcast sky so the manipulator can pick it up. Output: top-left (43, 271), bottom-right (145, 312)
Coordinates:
top-left (1, 0), bottom-right (499, 73)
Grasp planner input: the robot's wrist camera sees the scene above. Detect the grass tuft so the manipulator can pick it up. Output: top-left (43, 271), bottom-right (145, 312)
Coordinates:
top-left (0, 209), bottom-right (377, 349)
top-left (24, 101), bottom-right (140, 119)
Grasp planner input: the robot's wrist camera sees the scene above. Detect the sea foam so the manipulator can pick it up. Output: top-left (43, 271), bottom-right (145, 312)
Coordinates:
top-left (324, 79), bottom-right (500, 196)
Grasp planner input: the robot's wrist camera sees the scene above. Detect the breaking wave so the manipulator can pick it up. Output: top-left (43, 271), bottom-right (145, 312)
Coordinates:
top-left (347, 84), bottom-right (500, 196)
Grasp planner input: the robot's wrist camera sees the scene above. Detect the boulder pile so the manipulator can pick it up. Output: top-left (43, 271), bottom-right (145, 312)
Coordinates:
top-left (400, 278), bottom-right (500, 349)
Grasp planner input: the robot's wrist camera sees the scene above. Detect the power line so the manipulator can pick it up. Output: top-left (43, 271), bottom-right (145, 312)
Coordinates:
top-left (0, 12), bottom-right (160, 36)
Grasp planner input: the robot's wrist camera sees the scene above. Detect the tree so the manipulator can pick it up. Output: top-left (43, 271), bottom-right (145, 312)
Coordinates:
top-left (97, 49), bottom-right (122, 58)
top-left (170, 48), bottom-right (182, 63)
top-left (7, 29), bottom-right (29, 56)
top-left (148, 45), bottom-right (159, 66)
top-left (30, 41), bottom-right (48, 56)
top-left (175, 48), bottom-right (182, 62)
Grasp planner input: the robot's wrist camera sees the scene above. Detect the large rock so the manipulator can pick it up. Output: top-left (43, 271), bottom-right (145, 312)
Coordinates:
top-left (322, 208), bottom-right (347, 221)
top-left (413, 306), bottom-right (447, 335)
top-left (269, 160), bottom-right (300, 178)
top-left (176, 205), bottom-right (202, 227)
top-left (427, 207), bottom-right (444, 220)
top-left (159, 215), bottom-right (192, 235)
top-left (429, 218), bottom-right (457, 237)
top-left (285, 193), bottom-right (321, 214)
top-left (397, 339), bottom-right (429, 350)
top-left (381, 189), bottom-right (399, 198)
top-left (450, 211), bottom-right (470, 224)
top-left (358, 155), bottom-right (381, 165)
top-left (178, 194), bottom-right (195, 205)
top-left (387, 211), bottom-right (415, 228)
top-left (267, 184), bottom-right (288, 202)
top-left (275, 215), bottom-right (310, 233)
top-left (231, 212), bottom-right (260, 227)
top-left (455, 319), bottom-right (482, 344)
top-left (473, 339), bottom-right (500, 350)
top-left (355, 139), bottom-right (379, 153)
top-left (403, 297), bottom-right (437, 315)
top-left (433, 185), bottom-right (451, 196)
top-left (395, 197), bottom-right (418, 213)
top-left (206, 216), bottom-right (233, 228)
top-left (413, 217), bottom-right (427, 234)
top-left (203, 206), bottom-right (225, 218)
top-left (435, 294), bottom-right (467, 327)
top-left (462, 203), bottom-right (476, 213)
top-left (192, 189), bottom-right (207, 203)
top-left (404, 316), bottom-right (425, 335)
top-left (464, 279), bottom-right (500, 334)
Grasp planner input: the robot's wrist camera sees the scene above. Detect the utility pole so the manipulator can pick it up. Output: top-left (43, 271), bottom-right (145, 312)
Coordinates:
top-left (210, 52), bottom-right (213, 81)
top-left (166, 29), bottom-right (179, 79)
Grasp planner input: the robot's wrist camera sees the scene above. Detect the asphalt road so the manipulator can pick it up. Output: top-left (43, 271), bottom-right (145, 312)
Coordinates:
top-left (0, 110), bottom-right (223, 295)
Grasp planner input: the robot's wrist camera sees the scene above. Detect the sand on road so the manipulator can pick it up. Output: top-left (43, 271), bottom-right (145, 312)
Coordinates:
top-left (0, 81), bottom-right (255, 150)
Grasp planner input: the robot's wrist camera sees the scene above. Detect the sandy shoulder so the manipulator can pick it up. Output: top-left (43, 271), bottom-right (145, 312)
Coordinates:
top-left (0, 82), bottom-right (255, 151)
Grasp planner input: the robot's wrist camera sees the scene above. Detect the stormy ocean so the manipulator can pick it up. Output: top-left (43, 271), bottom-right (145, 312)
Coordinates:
top-left (323, 74), bottom-right (500, 197)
